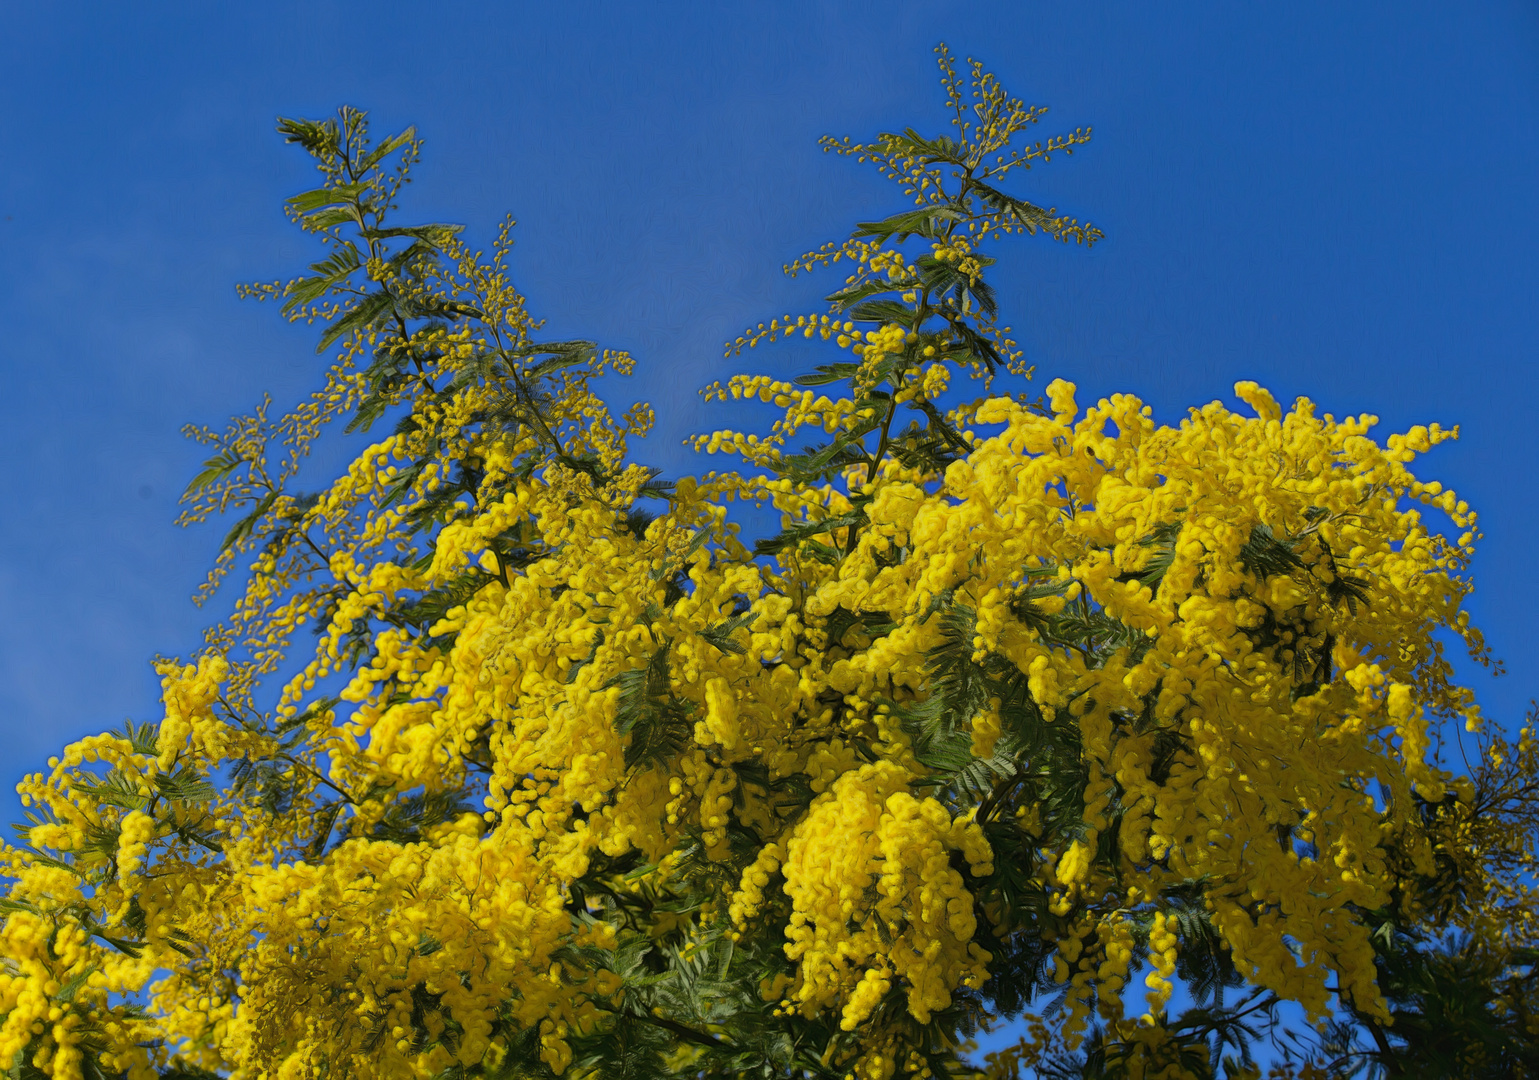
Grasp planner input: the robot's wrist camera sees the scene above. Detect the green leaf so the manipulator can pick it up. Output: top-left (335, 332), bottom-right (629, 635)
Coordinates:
top-left (357, 126), bottom-right (417, 172)
top-left (184, 448), bottom-right (243, 496)
top-left (121, 719), bottom-right (160, 756)
top-left (793, 362), bottom-right (861, 387)
top-left (700, 611), bottom-right (757, 655)
top-left (882, 127), bottom-right (966, 165)
top-left (220, 490), bottom-right (279, 553)
top-left (316, 287), bottom-right (395, 353)
top-left (941, 317), bottom-right (1004, 371)
top-left (852, 204), bottom-right (966, 242)
top-left (356, 223), bottom-right (460, 247)
top-left (825, 278), bottom-right (899, 308)
top-left (848, 299), bottom-right (917, 325)
top-left (972, 180), bottom-right (1064, 237)
top-left (73, 770), bottom-right (152, 812)
top-left (1238, 523), bottom-right (1305, 580)
top-left (281, 246), bottom-right (363, 314)
top-left (154, 768), bottom-right (216, 804)
top-left (607, 645), bottom-right (693, 770)
top-left (276, 116), bottom-right (340, 155)
top-left (368, 789), bottom-right (473, 845)
top-left (89, 931), bottom-right (145, 959)
top-left (308, 800), bottom-right (343, 859)
top-left (753, 508), bottom-right (867, 557)
top-left (385, 568), bottom-right (493, 634)
top-left (302, 206), bottom-right (362, 231)
top-left (285, 181), bottom-right (370, 214)
top-left (1127, 520), bottom-right (1184, 589)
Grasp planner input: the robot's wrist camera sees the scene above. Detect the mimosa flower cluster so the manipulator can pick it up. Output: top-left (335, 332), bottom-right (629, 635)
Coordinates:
top-left (4, 50), bottom-right (1531, 1080)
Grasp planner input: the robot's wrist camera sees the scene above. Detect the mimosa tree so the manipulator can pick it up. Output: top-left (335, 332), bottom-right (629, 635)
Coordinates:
top-left (3, 47), bottom-right (1535, 1080)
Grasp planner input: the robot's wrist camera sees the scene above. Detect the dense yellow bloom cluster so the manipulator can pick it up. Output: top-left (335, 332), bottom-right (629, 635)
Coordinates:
top-left (685, 357), bottom-right (1488, 1058)
top-left (732, 761), bottom-right (993, 1031)
top-left (4, 56), bottom-right (1522, 1080)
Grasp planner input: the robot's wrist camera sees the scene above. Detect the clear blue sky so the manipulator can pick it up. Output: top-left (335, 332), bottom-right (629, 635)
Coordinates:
top-left (1, 0), bottom-right (1536, 836)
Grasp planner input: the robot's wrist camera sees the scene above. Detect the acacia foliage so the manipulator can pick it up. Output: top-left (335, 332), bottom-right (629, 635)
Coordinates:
top-left (3, 47), bottom-right (1537, 1080)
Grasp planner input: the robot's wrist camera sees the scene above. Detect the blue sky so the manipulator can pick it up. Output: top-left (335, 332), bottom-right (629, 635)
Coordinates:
top-left (1, 0), bottom-right (1536, 839)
